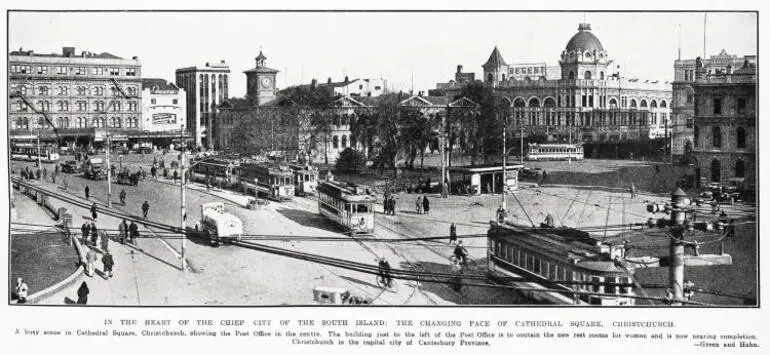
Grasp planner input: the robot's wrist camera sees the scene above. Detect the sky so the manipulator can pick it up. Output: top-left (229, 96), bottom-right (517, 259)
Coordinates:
top-left (8, 11), bottom-right (757, 98)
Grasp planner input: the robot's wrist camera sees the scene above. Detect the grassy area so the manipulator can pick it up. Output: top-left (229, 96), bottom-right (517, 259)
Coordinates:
top-left (10, 232), bottom-right (80, 295)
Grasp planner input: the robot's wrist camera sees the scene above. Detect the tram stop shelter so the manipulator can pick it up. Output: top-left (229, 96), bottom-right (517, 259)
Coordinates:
top-left (449, 164), bottom-right (523, 195)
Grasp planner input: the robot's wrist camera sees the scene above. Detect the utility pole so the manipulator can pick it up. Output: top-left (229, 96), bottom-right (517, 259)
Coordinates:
top-left (440, 113), bottom-right (448, 198)
top-left (105, 132), bottom-right (112, 208)
top-left (180, 128), bottom-right (187, 272)
top-left (501, 113), bottom-right (507, 211)
top-left (519, 114), bottom-right (524, 165)
top-left (36, 128), bottom-right (42, 168)
top-left (669, 189), bottom-right (687, 305)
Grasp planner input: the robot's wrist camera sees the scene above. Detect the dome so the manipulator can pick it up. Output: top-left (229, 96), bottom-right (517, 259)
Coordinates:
top-left (565, 23), bottom-right (604, 52)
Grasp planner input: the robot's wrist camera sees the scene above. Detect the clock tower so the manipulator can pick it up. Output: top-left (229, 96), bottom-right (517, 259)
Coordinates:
top-left (245, 50), bottom-right (279, 105)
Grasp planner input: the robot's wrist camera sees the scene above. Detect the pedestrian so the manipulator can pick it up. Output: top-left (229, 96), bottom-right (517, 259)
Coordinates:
top-left (55, 164), bottom-right (60, 175)
top-left (425, 177), bottom-right (431, 192)
top-left (129, 221), bottom-right (138, 244)
top-left (76, 281), bottom-right (89, 305)
top-left (449, 222), bottom-right (457, 244)
top-left (90, 223), bottom-right (98, 246)
top-left (25, 167), bottom-right (31, 180)
top-left (81, 223), bottom-right (90, 245)
top-left (390, 197), bottom-right (396, 215)
top-left (43, 167), bottom-right (48, 180)
top-left (101, 251), bottom-right (114, 279)
top-left (21, 169), bottom-right (27, 181)
top-left (52, 171), bottom-right (57, 184)
top-left (85, 185), bottom-right (90, 200)
top-left (12, 277), bottom-right (29, 304)
top-left (110, 165), bottom-right (116, 177)
top-left (173, 170), bottom-right (178, 181)
top-left (85, 248), bottom-right (99, 277)
top-left (453, 240), bottom-right (468, 267)
top-left (543, 212), bottom-right (555, 228)
top-left (100, 231), bottom-right (109, 252)
top-left (150, 166), bottom-right (157, 179)
top-left (35, 168), bottom-right (41, 180)
top-left (416, 196), bottom-right (423, 214)
top-left (163, 168), bottom-right (168, 179)
top-left (119, 189), bottom-right (126, 206)
top-left (541, 170), bottom-right (548, 185)
top-left (422, 195), bottom-right (430, 215)
top-left (630, 183), bottom-right (637, 199)
top-left (141, 201), bottom-right (150, 219)
top-left (118, 219), bottom-right (128, 244)
top-left (91, 202), bottom-right (98, 220)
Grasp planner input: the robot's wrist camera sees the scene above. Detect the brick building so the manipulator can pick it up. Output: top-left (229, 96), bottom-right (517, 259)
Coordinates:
top-left (175, 60), bottom-right (230, 148)
top-left (691, 58), bottom-right (756, 189)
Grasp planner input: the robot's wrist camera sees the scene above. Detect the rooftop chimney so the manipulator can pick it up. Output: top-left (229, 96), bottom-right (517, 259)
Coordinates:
top-left (457, 65), bottom-right (463, 73)
top-left (62, 47), bottom-right (75, 57)
top-left (327, 77), bottom-right (332, 84)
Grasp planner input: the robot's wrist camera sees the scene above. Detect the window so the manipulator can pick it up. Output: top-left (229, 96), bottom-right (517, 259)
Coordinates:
top-left (58, 86), bottom-right (69, 96)
top-left (57, 117), bottom-right (70, 128)
top-left (332, 135), bottom-right (339, 149)
top-left (736, 127), bottom-right (747, 148)
top-left (77, 101), bottom-right (88, 112)
top-left (735, 160), bottom-right (746, 178)
top-left (713, 98), bottom-right (722, 115)
top-left (374, 86), bottom-right (381, 90)
top-left (16, 100), bottom-right (27, 112)
top-left (172, 99), bottom-right (178, 105)
top-left (56, 66), bottom-right (67, 75)
top-left (94, 86), bottom-right (104, 96)
top-left (150, 98), bottom-right (157, 104)
top-left (737, 98), bottom-right (747, 115)
top-left (711, 159), bottom-right (721, 182)
top-left (126, 87), bottom-right (137, 96)
top-left (110, 68), bottom-right (120, 76)
top-left (584, 71), bottom-right (592, 80)
top-left (93, 67), bottom-right (104, 75)
top-left (712, 126), bottom-right (722, 148)
top-left (38, 101), bottom-right (51, 112)
top-left (341, 135), bottom-right (348, 148)
top-left (126, 68), bottom-right (137, 76)
top-left (38, 86), bottom-right (49, 96)
top-left (568, 71), bottom-right (575, 80)
top-left (128, 101), bottom-right (137, 111)
top-left (95, 100), bottom-right (105, 112)
top-left (57, 101), bottom-right (69, 112)
top-left (111, 101), bottom-right (121, 112)
top-left (76, 86), bottom-right (87, 96)
top-left (686, 118), bottom-right (693, 129)
top-left (76, 117), bottom-right (88, 128)
top-left (75, 67), bottom-right (87, 75)
top-left (37, 66), bottom-right (48, 74)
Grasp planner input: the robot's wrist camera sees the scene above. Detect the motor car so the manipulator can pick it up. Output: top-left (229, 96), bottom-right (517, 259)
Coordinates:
top-left (60, 160), bottom-right (82, 174)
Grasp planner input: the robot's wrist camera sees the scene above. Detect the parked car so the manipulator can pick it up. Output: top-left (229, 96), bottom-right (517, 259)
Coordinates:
top-left (60, 160), bottom-right (82, 174)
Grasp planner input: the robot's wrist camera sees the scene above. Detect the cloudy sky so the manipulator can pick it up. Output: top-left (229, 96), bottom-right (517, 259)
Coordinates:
top-left (9, 11), bottom-right (757, 97)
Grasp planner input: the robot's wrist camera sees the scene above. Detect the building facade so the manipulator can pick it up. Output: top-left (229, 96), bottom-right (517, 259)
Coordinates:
top-left (245, 51), bottom-right (279, 105)
top-left (9, 47), bottom-right (142, 148)
top-left (140, 78), bottom-right (186, 134)
top-left (175, 60), bottom-right (230, 148)
top-left (321, 77), bottom-right (388, 97)
top-left (671, 50), bottom-right (756, 159)
top-left (435, 23), bottom-right (672, 146)
top-left (691, 59), bottom-right (756, 189)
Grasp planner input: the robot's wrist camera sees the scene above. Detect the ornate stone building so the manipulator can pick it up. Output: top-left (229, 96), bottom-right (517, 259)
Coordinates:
top-left (691, 59), bottom-right (756, 189)
top-left (435, 23), bottom-right (673, 147)
top-left (9, 47), bottom-right (142, 148)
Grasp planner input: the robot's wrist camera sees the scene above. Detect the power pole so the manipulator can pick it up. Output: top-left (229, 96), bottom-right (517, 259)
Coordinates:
top-left (180, 128), bottom-right (188, 272)
top-left (440, 113), bottom-right (448, 198)
top-left (36, 128), bottom-right (42, 167)
top-left (105, 133), bottom-right (112, 208)
top-left (501, 113), bottom-right (507, 211)
top-left (519, 115), bottom-right (524, 165)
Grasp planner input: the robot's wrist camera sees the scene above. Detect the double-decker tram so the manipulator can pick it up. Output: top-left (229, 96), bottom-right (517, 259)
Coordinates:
top-left (525, 143), bottom-right (584, 161)
top-left (238, 163), bottom-right (295, 201)
top-left (11, 143), bottom-right (60, 163)
top-left (317, 180), bottom-right (375, 234)
top-left (189, 157), bottom-right (240, 187)
top-left (487, 222), bottom-right (635, 305)
top-left (288, 163), bottom-right (319, 196)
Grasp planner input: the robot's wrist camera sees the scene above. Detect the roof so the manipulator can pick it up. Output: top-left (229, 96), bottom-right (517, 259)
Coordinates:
top-left (244, 66), bottom-right (280, 74)
top-left (483, 47), bottom-right (507, 68)
top-left (141, 78), bottom-right (177, 91)
top-left (733, 59), bottom-right (757, 75)
top-left (9, 50), bottom-right (123, 59)
top-left (565, 23), bottom-right (604, 52)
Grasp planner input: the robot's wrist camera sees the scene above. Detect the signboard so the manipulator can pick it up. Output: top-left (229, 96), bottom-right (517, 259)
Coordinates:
top-left (94, 130), bottom-right (128, 142)
top-left (508, 63), bottom-right (548, 80)
top-left (153, 113), bottom-right (177, 125)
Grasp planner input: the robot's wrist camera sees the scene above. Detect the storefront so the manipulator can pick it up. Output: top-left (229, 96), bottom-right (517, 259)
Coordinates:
top-left (449, 164), bottom-right (523, 195)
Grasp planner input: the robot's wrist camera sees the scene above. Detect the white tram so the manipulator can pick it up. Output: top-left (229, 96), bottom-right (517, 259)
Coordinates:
top-left (199, 202), bottom-right (243, 245)
top-left (487, 222), bottom-right (635, 306)
top-left (10, 143), bottom-right (60, 163)
top-left (239, 163), bottom-right (295, 201)
top-left (525, 143), bottom-right (584, 161)
top-left (189, 157), bottom-right (240, 187)
top-left (288, 163), bottom-right (319, 196)
top-left (317, 180), bottom-right (376, 234)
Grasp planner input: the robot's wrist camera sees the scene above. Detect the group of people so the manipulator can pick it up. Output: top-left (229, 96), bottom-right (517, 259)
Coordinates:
top-left (383, 194), bottom-right (397, 215)
top-left (117, 219), bottom-right (140, 245)
top-left (415, 195), bottom-right (430, 215)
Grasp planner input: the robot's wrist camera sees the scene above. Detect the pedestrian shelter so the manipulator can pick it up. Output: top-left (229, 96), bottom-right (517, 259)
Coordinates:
top-left (449, 164), bottom-right (523, 195)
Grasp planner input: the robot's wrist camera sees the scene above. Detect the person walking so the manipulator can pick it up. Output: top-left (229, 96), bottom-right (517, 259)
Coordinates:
top-left (119, 189), bottom-right (126, 206)
top-left (13, 278), bottom-right (29, 304)
top-left (81, 223), bottom-right (90, 245)
top-left (416, 196), bottom-right (423, 215)
top-left (422, 195), bottom-right (430, 215)
top-left (100, 230), bottom-right (109, 252)
top-left (630, 182), bottom-right (637, 199)
top-left (55, 164), bottom-right (60, 175)
top-left (141, 201), bottom-right (150, 219)
top-left (52, 170), bottom-right (57, 184)
top-left (118, 219), bottom-right (128, 244)
top-left (150, 166), bottom-right (157, 180)
top-left (129, 221), bottom-right (138, 244)
top-left (85, 185), bottom-right (90, 200)
top-left (85, 248), bottom-right (99, 277)
top-left (76, 281), bottom-right (89, 305)
top-left (101, 251), bottom-right (114, 279)
top-left (91, 202), bottom-right (98, 220)
top-left (453, 240), bottom-right (469, 267)
top-left (43, 167), bottom-right (48, 180)
top-left (90, 223), bottom-right (98, 246)
top-left (449, 222), bottom-right (457, 244)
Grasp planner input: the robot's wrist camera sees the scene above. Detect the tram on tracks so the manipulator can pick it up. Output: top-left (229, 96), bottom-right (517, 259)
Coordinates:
top-left (238, 162), bottom-right (295, 201)
top-left (487, 222), bottom-right (635, 305)
top-left (316, 180), bottom-right (376, 235)
top-left (189, 157), bottom-right (240, 187)
top-left (288, 163), bottom-right (319, 196)
top-left (10, 143), bottom-right (60, 163)
top-left (525, 143), bottom-right (584, 161)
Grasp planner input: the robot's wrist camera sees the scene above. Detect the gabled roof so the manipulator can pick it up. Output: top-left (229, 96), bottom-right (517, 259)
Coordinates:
top-left (141, 78), bottom-right (177, 91)
top-left (483, 46), bottom-right (507, 68)
top-left (331, 95), bottom-right (368, 108)
top-left (448, 97), bottom-right (480, 108)
top-left (399, 95), bottom-right (450, 107)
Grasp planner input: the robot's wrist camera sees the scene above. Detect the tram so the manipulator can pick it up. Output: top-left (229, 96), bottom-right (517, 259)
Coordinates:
top-left (288, 163), bottom-right (319, 196)
top-left (189, 157), bottom-right (240, 188)
top-left (238, 163), bottom-right (295, 201)
top-left (10, 143), bottom-right (60, 163)
top-left (316, 180), bottom-right (376, 234)
top-left (525, 143), bottom-right (583, 161)
top-left (487, 222), bottom-right (635, 306)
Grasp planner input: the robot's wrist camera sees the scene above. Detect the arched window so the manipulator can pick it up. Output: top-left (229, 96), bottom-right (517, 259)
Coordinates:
top-left (487, 73), bottom-right (494, 82)
top-left (712, 126), bottom-right (722, 148)
top-left (735, 160), bottom-right (745, 178)
top-left (528, 98), bottom-right (540, 107)
top-left (513, 98), bottom-right (526, 107)
top-left (711, 159), bottom-right (721, 182)
top-left (600, 71), bottom-right (605, 80)
top-left (609, 98), bottom-right (618, 108)
top-left (651, 100), bottom-right (658, 109)
top-left (584, 71), bottom-right (592, 80)
top-left (543, 98), bottom-right (556, 107)
top-left (332, 135), bottom-right (339, 149)
top-left (568, 71), bottom-right (575, 80)
top-left (341, 135), bottom-right (347, 148)
top-left (630, 99), bottom-right (637, 108)
top-left (640, 100), bottom-right (648, 109)
top-left (660, 100), bottom-right (667, 108)
top-left (736, 127), bottom-right (747, 148)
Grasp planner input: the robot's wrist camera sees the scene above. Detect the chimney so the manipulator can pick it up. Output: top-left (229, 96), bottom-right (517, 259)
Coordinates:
top-left (205, 62), bottom-right (210, 67)
top-left (344, 76), bottom-right (349, 83)
top-left (62, 47), bottom-right (75, 57)
top-left (694, 57), bottom-right (705, 80)
top-left (311, 78), bottom-right (317, 88)
top-left (132, 56), bottom-right (139, 60)
top-left (457, 65), bottom-right (463, 73)
top-left (327, 77), bottom-right (332, 84)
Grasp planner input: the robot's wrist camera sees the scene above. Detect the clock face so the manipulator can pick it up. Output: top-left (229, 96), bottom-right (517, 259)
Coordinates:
top-left (261, 77), bottom-right (272, 88)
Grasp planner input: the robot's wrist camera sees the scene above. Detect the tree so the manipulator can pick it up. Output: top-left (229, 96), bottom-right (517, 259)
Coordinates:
top-left (334, 148), bottom-right (367, 172)
top-left (400, 108), bottom-right (438, 174)
top-left (455, 81), bottom-right (498, 165)
top-left (371, 93), bottom-right (405, 177)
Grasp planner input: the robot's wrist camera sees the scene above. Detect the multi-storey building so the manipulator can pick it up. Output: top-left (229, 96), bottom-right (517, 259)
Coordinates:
top-left (671, 50), bottom-right (756, 159)
top-left (318, 77), bottom-right (389, 98)
top-left (9, 47), bottom-right (142, 148)
top-left (691, 58), bottom-right (756, 189)
top-left (434, 23), bottom-right (672, 149)
top-left (140, 78), bottom-right (186, 136)
top-left (175, 60), bottom-right (230, 148)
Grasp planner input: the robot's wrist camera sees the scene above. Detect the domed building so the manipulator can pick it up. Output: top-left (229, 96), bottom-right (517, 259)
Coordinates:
top-left (438, 23), bottom-right (673, 155)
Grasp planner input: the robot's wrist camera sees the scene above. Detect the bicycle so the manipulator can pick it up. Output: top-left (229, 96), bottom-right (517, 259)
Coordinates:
top-left (376, 273), bottom-right (397, 292)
